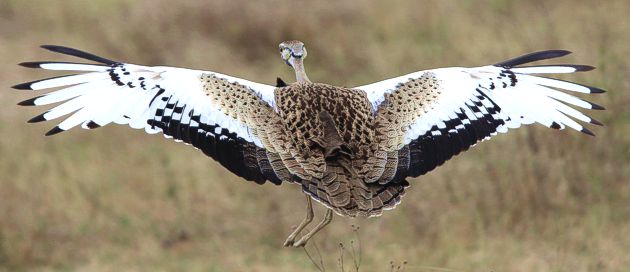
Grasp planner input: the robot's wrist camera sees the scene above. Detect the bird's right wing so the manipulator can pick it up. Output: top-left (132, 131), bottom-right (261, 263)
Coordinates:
top-left (14, 45), bottom-right (289, 185)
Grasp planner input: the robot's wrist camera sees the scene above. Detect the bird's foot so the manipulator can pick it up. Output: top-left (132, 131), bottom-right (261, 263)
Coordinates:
top-left (283, 196), bottom-right (314, 247)
top-left (283, 226), bottom-right (301, 247)
top-left (292, 237), bottom-right (309, 247)
top-left (283, 232), bottom-right (310, 247)
top-left (284, 209), bottom-right (333, 248)
top-left (283, 236), bottom-right (296, 247)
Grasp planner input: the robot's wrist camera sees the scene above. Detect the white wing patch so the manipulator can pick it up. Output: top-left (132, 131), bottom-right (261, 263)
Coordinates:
top-left (355, 51), bottom-right (604, 149)
top-left (15, 49), bottom-right (277, 149)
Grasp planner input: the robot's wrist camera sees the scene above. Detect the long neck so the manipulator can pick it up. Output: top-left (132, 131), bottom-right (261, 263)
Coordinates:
top-left (292, 58), bottom-right (311, 83)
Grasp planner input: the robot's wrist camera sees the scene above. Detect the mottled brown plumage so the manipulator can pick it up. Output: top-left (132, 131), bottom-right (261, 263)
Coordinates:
top-left (202, 72), bottom-right (410, 217)
top-left (273, 82), bottom-right (409, 216)
top-left (374, 73), bottom-right (442, 151)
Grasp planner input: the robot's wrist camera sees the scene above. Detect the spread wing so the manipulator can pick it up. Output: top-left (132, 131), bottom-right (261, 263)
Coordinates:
top-left (14, 45), bottom-right (284, 185)
top-left (356, 50), bottom-right (605, 180)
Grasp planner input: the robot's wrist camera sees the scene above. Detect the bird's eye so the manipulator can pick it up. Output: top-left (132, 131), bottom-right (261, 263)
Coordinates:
top-left (282, 50), bottom-right (291, 59)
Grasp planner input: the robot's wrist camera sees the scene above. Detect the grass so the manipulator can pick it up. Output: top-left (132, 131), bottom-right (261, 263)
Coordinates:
top-left (0, 0), bottom-right (629, 271)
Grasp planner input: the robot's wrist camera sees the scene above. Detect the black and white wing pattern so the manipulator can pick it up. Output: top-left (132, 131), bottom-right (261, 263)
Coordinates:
top-left (14, 45), bottom-right (284, 185)
top-left (356, 50), bottom-right (604, 179)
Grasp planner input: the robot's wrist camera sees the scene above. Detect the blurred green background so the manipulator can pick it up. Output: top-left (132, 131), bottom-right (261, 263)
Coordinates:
top-left (0, 0), bottom-right (628, 271)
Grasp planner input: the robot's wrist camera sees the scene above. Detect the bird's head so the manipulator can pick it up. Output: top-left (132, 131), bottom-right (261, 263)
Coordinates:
top-left (279, 40), bottom-right (307, 68)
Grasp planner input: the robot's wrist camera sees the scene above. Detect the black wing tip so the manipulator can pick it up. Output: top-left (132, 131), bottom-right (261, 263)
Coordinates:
top-left (19, 62), bottom-right (43, 68)
top-left (589, 87), bottom-right (606, 94)
top-left (41, 44), bottom-right (60, 50)
top-left (19, 61), bottom-right (105, 69)
top-left (12, 75), bottom-right (82, 91)
top-left (590, 118), bottom-right (604, 126)
top-left (12, 82), bottom-right (33, 90)
top-left (40, 45), bottom-right (70, 55)
top-left (18, 97), bottom-right (39, 106)
top-left (573, 65), bottom-right (595, 72)
top-left (40, 45), bottom-right (73, 53)
top-left (276, 77), bottom-right (288, 87)
top-left (589, 102), bottom-right (606, 110)
top-left (495, 49), bottom-right (573, 68)
top-left (511, 64), bottom-right (596, 71)
top-left (86, 121), bottom-right (101, 129)
top-left (40, 44), bottom-right (117, 65)
top-left (45, 126), bottom-right (64, 136)
top-left (550, 122), bottom-right (562, 130)
top-left (533, 49), bottom-right (573, 59)
top-left (580, 127), bottom-right (595, 137)
top-left (28, 112), bottom-right (47, 123)
top-left (552, 49), bottom-right (572, 55)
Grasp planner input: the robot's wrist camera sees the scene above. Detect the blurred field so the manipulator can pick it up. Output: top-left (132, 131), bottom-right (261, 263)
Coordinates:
top-left (0, 0), bottom-right (629, 271)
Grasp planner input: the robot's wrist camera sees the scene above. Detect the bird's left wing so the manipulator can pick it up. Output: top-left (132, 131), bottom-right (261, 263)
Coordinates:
top-left (355, 50), bottom-right (605, 179)
top-left (13, 45), bottom-right (285, 185)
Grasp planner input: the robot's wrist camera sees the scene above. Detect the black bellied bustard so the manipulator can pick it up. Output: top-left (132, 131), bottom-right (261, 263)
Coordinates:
top-left (13, 40), bottom-right (604, 247)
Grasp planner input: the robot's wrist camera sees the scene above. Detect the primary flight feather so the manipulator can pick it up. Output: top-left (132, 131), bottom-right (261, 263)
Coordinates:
top-left (13, 41), bottom-right (604, 247)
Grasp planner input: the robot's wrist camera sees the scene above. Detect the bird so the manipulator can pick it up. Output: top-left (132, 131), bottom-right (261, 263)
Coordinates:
top-left (12, 40), bottom-right (605, 247)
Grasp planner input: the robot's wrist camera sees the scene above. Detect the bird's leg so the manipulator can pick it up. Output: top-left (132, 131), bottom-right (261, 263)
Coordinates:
top-left (292, 209), bottom-right (334, 247)
top-left (283, 195), bottom-right (314, 247)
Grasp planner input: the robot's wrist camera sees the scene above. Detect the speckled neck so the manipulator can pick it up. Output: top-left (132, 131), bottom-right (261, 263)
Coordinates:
top-left (292, 58), bottom-right (310, 83)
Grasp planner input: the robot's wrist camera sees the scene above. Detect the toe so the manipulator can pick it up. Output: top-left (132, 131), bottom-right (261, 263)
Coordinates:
top-left (283, 236), bottom-right (296, 247)
top-left (293, 239), bottom-right (307, 247)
